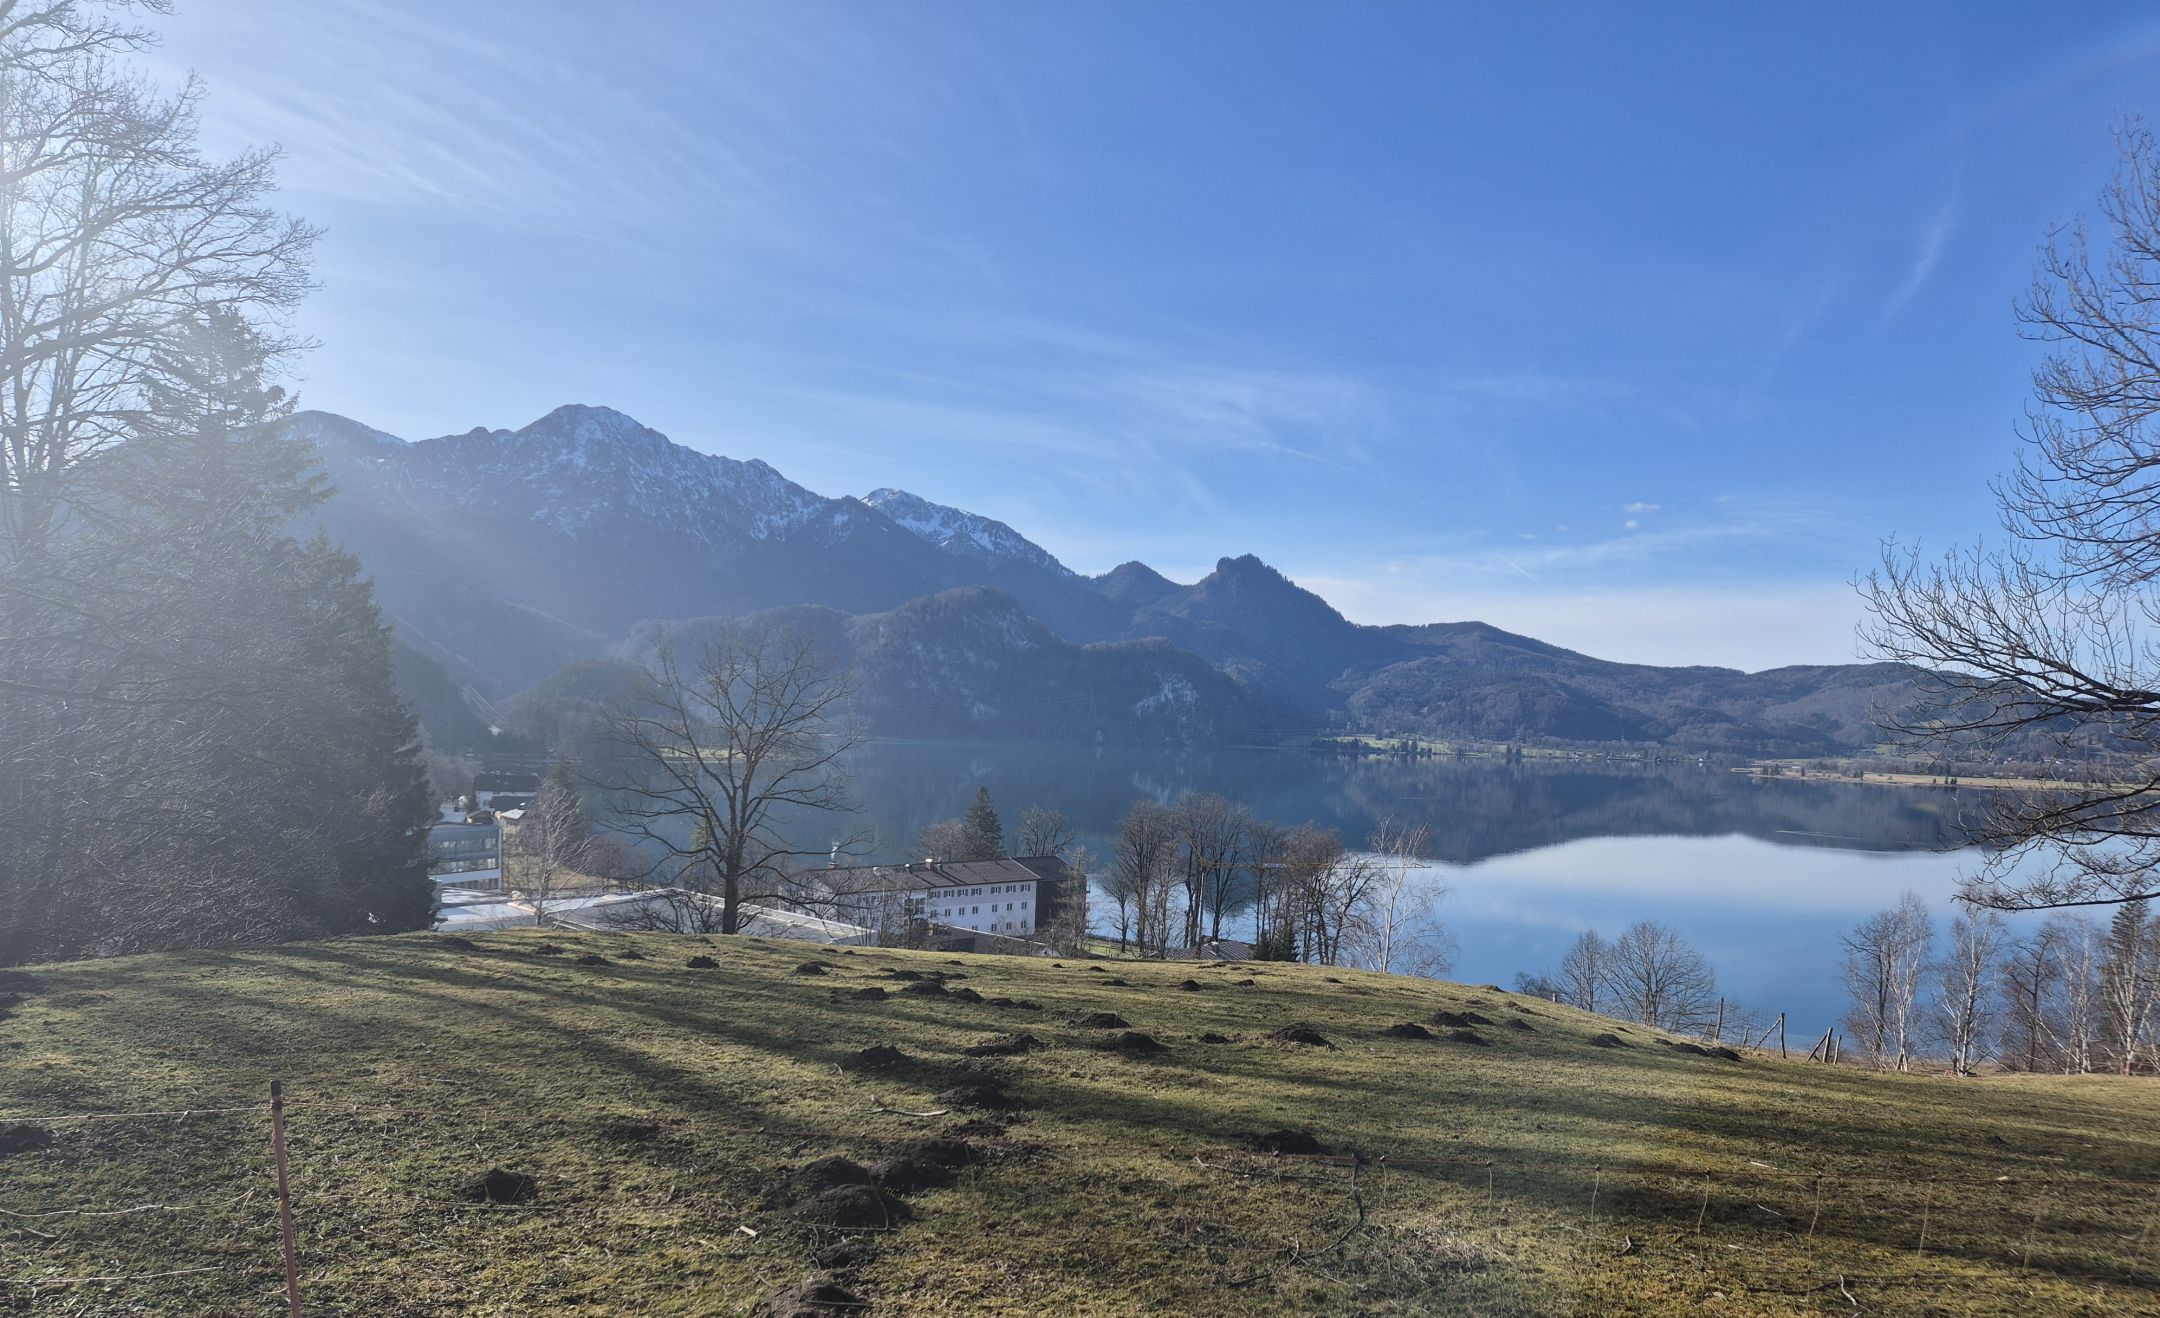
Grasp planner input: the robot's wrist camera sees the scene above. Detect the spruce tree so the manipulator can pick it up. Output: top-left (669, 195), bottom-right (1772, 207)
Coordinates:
top-left (963, 786), bottom-right (1004, 861)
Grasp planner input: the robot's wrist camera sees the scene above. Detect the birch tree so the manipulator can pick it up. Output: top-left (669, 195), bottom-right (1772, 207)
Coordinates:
top-left (1840, 893), bottom-right (1934, 1071)
top-left (1933, 908), bottom-right (2004, 1076)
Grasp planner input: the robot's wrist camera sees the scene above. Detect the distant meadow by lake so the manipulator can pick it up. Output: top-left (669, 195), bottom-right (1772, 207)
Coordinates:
top-left (838, 741), bottom-right (2002, 1031)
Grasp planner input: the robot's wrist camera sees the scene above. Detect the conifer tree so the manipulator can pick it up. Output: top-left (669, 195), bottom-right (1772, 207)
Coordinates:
top-left (963, 786), bottom-right (1004, 861)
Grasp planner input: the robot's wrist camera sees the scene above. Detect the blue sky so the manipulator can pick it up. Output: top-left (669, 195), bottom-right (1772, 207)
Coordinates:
top-left (153, 2), bottom-right (2160, 668)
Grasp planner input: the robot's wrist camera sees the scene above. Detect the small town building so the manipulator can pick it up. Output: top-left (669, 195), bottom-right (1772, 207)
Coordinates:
top-left (426, 818), bottom-right (503, 893)
top-left (470, 772), bottom-right (540, 811)
top-left (816, 855), bottom-right (1076, 942)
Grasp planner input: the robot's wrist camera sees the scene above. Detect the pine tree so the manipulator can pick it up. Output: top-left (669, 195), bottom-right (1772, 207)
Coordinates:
top-left (963, 786), bottom-right (1004, 861)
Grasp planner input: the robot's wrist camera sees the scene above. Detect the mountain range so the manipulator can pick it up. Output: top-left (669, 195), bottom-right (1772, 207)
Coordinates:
top-left (291, 403), bottom-right (1914, 753)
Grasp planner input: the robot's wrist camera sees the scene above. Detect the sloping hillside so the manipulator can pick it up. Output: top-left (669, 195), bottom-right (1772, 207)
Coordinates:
top-left (3, 936), bottom-right (2157, 1315)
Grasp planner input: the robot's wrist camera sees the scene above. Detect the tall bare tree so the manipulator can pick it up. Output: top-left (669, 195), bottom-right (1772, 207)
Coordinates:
top-left (1603, 920), bottom-right (1718, 1033)
top-left (600, 624), bottom-right (865, 935)
top-left (1557, 929), bottom-right (1610, 1013)
top-left (1106, 799), bottom-right (1177, 954)
top-left (515, 754), bottom-right (594, 927)
top-left (1934, 908), bottom-right (2004, 1077)
top-left (1840, 893), bottom-right (1934, 1071)
top-left (1863, 124), bottom-right (2160, 911)
top-left (1345, 820), bottom-right (1453, 977)
top-left (1017, 804), bottom-right (1075, 858)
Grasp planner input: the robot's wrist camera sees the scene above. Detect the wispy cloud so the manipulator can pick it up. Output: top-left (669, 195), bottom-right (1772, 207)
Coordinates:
top-left (1882, 187), bottom-right (1959, 323)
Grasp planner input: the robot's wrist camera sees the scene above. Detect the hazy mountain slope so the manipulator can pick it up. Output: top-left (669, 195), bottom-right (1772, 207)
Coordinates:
top-left (606, 587), bottom-right (1294, 747)
top-left (297, 406), bottom-right (1134, 694)
top-left (289, 402), bottom-right (1922, 753)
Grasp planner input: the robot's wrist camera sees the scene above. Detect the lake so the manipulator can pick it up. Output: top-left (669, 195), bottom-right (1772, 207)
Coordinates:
top-left (837, 741), bottom-right (2012, 1034)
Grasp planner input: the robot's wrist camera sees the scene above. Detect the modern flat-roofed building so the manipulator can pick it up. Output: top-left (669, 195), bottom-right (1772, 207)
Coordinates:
top-left (426, 819), bottom-right (502, 893)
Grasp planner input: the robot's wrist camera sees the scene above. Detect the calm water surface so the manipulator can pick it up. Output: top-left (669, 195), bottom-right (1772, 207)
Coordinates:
top-left (837, 741), bottom-right (2014, 1032)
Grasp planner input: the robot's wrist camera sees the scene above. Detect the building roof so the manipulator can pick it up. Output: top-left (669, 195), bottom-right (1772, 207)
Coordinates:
top-left (821, 856), bottom-right (1049, 894)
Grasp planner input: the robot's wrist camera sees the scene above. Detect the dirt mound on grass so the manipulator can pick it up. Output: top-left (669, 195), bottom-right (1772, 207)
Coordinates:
top-left (1588, 1033), bottom-right (1628, 1048)
top-left (1087, 965), bottom-right (1107, 973)
top-left (793, 961), bottom-right (829, 976)
top-left (809, 1238), bottom-right (874, 1270)
top-left (1710, 1045), bottom-right (1742, 1062)
top-left (882, 968), bottom-right (925, 981)
top-left (848, 986), bottom-right (890, 1001)
top-left (947, 987), bottom-right (985, 1003)
top-left (848, 1044), bottom-right (910, 1071)
top-left (530, 943), bottom-right (566, 956)
top-left (945, 1117), bottom-right (1008, 1141)
top-left (962, 1034), bottom-right (1041, 1057)
top-left (1430, 1010), bottom-right (1494, 1028)
top-left (870, 1153), bottom-right (957, 1194)
top-left (686, 955), bottom-right (719, 970)
top-left (1382, 1022), bottom-right (1436, 1040)
top-left (0, 1124), bottom-right (55, 1156)
top-left (434, 935), bottom-right (481, 953)
top-left (616, 948), bottom-right (647, 961)
top-left (1197, 1032), bottom-right (1233, 1044)
top-left (1233, 978), bottom-right (1257, 986)
top-left (904, 1137), bottom-right (978, 1168)
top-left (575, 953), bottom-right (610, 967)
top-left (1248, 1129), bottom-right (1326, 1156)
top-left (790, 1157), bottom-right (873, 1197)
top-left (1106, 1031), bottom-right (1168, 1056)
top-left (1506, 1018), bottom-right (1535, 1032)
top-left (934, 1082), bottom-right (1019, 1111)
top-left (1178, 979), bottom-right (1206, 991)
top-left (752, 1275), bottom-right (867, 1317)
top-left (1443, 1029), bottom-right (1490, 1046)
top-left (898, 980), bottom-right (948, 997)
top-left (1266, 1024), bottom-right (1337, 1049)
top-left (1068, 1011), bottom-right (1130, 1029)
top-left (460, 1167), bottom-right (538, 1204)
top-left (793, 1183), bottom-right (912, 1230)
top-left (1099, 977), bottom-right (1130, 986)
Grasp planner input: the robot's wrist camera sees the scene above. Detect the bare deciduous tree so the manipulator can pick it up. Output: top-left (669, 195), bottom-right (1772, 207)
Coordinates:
top-left (1863, 124), bottom-right (2160, 911)
top-left (1017, 804), bottom-right (1075, 858)
top-left (599, 623), bottom-right (865, 936)
top-left (1106, 799), bottom-right (1177, 954)
top-left (1933, 908), bottom-right (2004, 1076)
top-left (914, 817), bottom-right (970, 864)
top-left (1840, 893), bottom-right (1934, 1071)
top-left (514, 754), bottom-right (594, 927)
top-left (1343, 820), bottom-right (1454, 978)
top-left (1603, 920), bottom-right (1718, 1033)
top-left (1557, 929), bottom-right (1609, 1013)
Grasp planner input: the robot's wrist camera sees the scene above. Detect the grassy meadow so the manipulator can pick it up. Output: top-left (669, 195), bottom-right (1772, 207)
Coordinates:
top-left (3, 932), bottom-right (2159, 1315)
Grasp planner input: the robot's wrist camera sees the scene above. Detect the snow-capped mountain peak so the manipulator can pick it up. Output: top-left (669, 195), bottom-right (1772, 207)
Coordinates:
top-left (863, 487), bottom-right (1075, 578)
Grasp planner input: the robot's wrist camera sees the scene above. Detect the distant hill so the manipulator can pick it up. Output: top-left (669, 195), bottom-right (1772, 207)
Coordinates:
top-left (286, 404), bottom-right (1919, 753)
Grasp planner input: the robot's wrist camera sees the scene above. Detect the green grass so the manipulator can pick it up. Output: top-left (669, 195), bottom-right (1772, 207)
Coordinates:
top-left (4, 933), bottom-right (2160, 1315)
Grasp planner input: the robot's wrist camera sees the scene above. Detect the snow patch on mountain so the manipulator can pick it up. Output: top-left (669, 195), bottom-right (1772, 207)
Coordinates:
top-left (863, 488), bottom-right (1075, 578)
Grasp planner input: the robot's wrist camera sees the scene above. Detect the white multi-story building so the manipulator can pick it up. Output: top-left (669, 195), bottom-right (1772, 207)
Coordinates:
top-left (819, 856), bottom-right (1055, 941)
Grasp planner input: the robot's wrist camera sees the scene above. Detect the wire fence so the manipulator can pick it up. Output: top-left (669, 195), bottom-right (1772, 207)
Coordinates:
top-left (6, 1088), bottom-right (2160, 1314)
